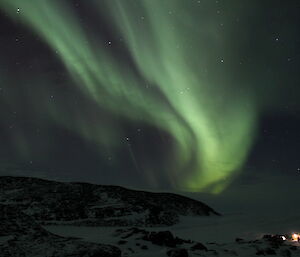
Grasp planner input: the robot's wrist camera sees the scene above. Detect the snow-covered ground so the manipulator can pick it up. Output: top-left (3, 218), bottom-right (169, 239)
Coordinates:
top-left (44, 173), bottom-right (300, 256)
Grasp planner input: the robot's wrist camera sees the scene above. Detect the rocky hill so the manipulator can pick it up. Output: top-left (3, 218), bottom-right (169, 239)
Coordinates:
top-left (0, 176), bottom-right (220, 227)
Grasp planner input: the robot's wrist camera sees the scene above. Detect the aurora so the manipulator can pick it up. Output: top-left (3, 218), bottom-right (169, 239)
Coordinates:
top-left (0, 0), bottom-right (258, 193)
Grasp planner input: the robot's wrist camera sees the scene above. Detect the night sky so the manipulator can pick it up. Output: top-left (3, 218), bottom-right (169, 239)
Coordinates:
top-left (0, 0), bottom-right (299, 193)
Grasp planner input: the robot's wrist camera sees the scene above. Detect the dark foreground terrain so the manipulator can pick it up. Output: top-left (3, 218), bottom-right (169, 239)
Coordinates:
top-left (0, 176), bottom-right (220, 257)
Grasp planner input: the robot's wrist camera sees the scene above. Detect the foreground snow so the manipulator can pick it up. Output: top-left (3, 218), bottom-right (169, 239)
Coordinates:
top-left (45, 221), bottom-right (300, 257)
top-left (44, 174), bottom-right (300, 257)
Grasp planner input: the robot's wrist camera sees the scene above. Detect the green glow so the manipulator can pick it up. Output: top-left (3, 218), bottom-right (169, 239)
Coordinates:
top-left (1, 0), bottom-right (257, 193)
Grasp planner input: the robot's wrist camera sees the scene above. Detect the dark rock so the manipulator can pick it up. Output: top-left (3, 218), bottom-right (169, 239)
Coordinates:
top-left (167, 248), bottom-right (189, 257)
top-left (290, 246), bottom-right (297, 251)
top-left (115, 227), bottom-right (193, 250)
top-left (263, 235), bottom-right (273, 240)
top-left (174, 237), bottom-right (192, 245)
top-left (120, 227), bottom-right (148, 239)
top-left (145, 231), bottom-right (177, 247)
top-left (262, 234), bottom-right (285, 245)
top-left (236, 237), bottom-right (244, 243)
top-left (141, 245), bottom-right (148, 250)
top-left (190, 242), bottom-right (207, 251)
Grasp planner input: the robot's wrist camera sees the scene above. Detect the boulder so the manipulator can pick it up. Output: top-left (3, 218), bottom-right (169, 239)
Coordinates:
top-left (146, 231), bottom-right (177, 247)
top-left (190, 242), bottom-right (207, 251)
top-left (167, 248), bottom-right (189, 257)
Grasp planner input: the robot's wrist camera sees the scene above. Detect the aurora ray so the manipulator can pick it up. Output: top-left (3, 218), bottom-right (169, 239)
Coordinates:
top-left (0, 0), bottom-right (257, 193)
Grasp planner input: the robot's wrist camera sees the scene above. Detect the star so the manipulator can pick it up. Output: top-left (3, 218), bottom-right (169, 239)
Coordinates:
top-left (0, 0), bottom-right (299, 193)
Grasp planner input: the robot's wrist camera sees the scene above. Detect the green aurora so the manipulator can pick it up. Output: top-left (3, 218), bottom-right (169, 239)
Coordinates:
top-left (0, 0), bottom-right (258, 193)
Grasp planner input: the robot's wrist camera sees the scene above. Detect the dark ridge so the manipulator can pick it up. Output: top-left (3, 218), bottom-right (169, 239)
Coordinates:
top-left (0, 176), bottom-right (220, 227)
